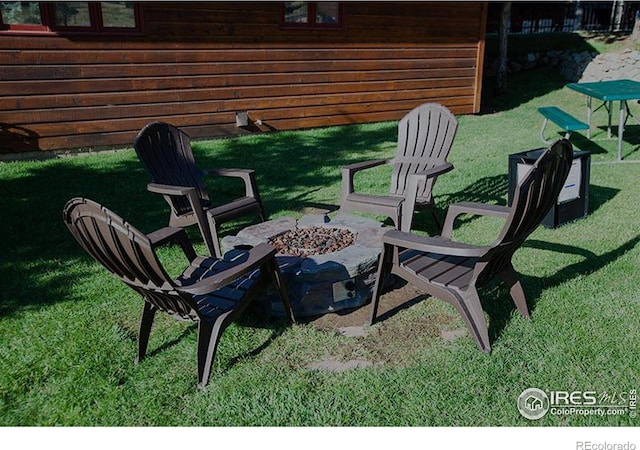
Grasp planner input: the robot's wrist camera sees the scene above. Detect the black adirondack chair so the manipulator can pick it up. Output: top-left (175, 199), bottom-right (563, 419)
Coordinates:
top-left (368, 139), bottom-right (574, 352)
top-left (63, 197), bottom-right (294, 389)
top-left (134, 121), bottom-right (265, 257)
top-left (340, 103), bottom-right (458, 231)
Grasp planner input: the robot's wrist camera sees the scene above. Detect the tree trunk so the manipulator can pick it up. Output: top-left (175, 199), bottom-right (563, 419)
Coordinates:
top-left (496, 2), bottom-right (511, 95)
top-left (610, 0), bottom-right (624, 32)
top-left (632, 8), bottom-right (640, 43)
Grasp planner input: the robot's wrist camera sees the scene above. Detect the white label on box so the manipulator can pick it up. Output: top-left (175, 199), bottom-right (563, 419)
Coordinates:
top-left (558, 159), bottom-right (581, 204)
top-left (517, 159), bottom-right (581, 205)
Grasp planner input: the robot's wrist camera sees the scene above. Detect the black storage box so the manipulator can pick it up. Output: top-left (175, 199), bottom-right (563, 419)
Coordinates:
top-left (508, 148), bottom-right (590, 228)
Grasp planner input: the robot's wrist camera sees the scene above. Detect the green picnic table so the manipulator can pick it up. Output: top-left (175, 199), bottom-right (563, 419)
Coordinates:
top-left (566, 79), bottom-right (640, 161)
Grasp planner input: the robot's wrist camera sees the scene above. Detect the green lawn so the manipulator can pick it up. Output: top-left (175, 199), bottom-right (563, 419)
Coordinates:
top-left (1, 66), bottom-right (639, 428)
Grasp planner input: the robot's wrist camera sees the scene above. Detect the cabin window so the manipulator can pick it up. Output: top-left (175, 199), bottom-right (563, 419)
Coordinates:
top-left (52, 2), bottom-right (92, 28)
top-left (282, 2), bottom-right (342, 28)
top-left (0, 1), bottom-right (142, 34)
top-left (0, 2), bottom-right (45, 30)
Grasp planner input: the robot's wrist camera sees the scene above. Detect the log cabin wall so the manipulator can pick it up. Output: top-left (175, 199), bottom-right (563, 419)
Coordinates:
top-left (0, 1), bottom-right (487, 155)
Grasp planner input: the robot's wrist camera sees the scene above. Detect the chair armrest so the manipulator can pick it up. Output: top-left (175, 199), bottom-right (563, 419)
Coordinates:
top-left (177, 243), bottom-right (277, 296)
top-left (341, 159), bottom-right (390, 173)
top-left (147, 182), bottom-right (197, 197)
top-left (147, 182), bottom-right (204, 213)
top-left (146, 183), bottom-right (207, 239)
top-left (441, 202), bottom-right (511, 239)
top-left (418, 162), bottom-right (454, 179)
top-left (206, 168), bottom-right (260, 198)
top-left (207, 168), bottom-right (255, 178)
top-left (382, 229), bottom-right (488, 258)
top-left (147, 227), bottom-right (197, 262)
top-left (341, 159), bottom-right (391, 197)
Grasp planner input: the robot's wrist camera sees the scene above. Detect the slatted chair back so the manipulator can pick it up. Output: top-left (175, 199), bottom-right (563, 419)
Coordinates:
top-left (475, 139), bottom-right (573, 286)
top-left (389, 103), bottom-right (458, 202)
top-left (63, 197), bottom-right (199, 321)
top-left (134, 121), bottom-right (211, 218)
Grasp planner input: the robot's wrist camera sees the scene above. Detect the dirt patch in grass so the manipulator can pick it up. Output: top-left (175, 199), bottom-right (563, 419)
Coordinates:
top-left (302, 281), bottom-right (468, 369)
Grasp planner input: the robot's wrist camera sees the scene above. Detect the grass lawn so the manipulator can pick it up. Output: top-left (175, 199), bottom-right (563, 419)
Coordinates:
top-left (1, 64), bottom-right (639, 431)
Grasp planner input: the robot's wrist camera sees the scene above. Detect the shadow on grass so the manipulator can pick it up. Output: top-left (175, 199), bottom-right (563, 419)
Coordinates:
top-left (616, 123), bottom-right (640, 160)
top-left (0, 122), bottom-right (398, 318)
top-left (561, 134), bottom-right (609, 155)
top-left (436, 174), bottom-right (618, 227)
top-left (442, 174), bottom-right (509, 206)
top-left (589, 184), bottom-right (621, 214)
top-left (481, 67), bottom-right (570, 114)
top-left (191, 121), bottom-right (398, 218)
top-left (223, 313), bottom-right (293, 370)
top-left (0, 157), bottom-right (162, 318)
top-left (142, 310), bottom-right (291, 373)
top-left (489, 179), bottom-right (621, 342)
top-left (482, 232), bottom-right (640, 344)
top-left (517, 234), bottom-right (640, 311)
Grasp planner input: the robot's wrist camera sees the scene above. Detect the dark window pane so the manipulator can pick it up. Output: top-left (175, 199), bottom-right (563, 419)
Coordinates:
top-left (284, 1), bottom-right (308, 23)
top-left (0, 2), bottom-right (42, 25)
top-left (101, 1), bottom-right (135, 28)
top-left (316, 2), bottom-right (339, 24)
top-left (53, 2), bottom-right (91, 27)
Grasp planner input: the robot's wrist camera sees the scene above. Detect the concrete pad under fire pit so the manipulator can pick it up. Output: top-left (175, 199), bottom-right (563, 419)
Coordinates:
top-left (221, 213), bottom-right (390, 317)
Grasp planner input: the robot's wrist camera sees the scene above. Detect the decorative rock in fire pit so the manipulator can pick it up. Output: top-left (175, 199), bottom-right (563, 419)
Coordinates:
top-left (269, 226), bottom-right (356, 257)
top-left (220, 213), bottom-right (390, 317)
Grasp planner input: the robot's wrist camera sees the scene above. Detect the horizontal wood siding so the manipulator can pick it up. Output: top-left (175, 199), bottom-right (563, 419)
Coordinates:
top-left (0, 1), bottom-right (486, 154)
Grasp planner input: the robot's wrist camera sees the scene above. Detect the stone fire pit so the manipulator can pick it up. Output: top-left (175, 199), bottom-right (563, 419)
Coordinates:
top-left (220, 213), bottom-right (389, 317)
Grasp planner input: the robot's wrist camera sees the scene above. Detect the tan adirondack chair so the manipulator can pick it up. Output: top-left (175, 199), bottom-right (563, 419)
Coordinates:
top-left (368, 139), bottom-right (574, 352)
top-left (134, 121), bottom-right (265, 257)
top-left (340, 103), bottom-right (458, 231)
top-left (63, 197), bottom-right (294, 389)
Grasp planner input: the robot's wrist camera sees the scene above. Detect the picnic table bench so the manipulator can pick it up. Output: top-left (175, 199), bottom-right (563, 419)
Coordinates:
top-left (537, 106), bottom-right (588, 144)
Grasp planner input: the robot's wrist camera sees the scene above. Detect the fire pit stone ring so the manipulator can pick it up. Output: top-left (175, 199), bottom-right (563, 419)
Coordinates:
top-left (220, 213), bottom-right (390, 317)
